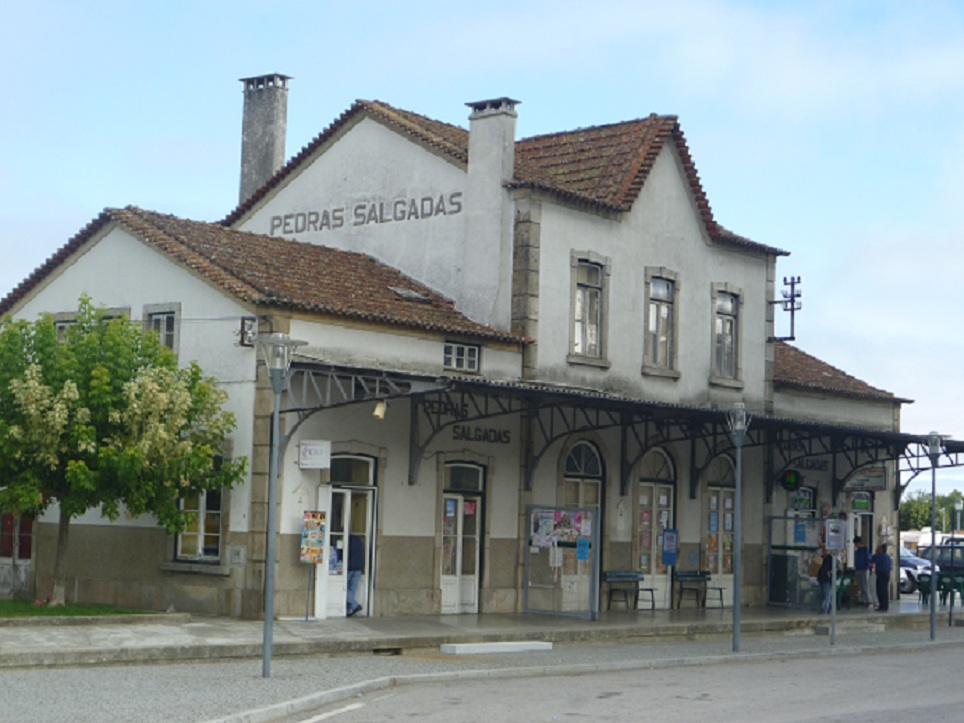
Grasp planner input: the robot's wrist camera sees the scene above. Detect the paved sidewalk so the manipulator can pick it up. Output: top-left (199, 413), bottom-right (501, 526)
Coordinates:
top-left (0, 597), bottom-right (955, 669)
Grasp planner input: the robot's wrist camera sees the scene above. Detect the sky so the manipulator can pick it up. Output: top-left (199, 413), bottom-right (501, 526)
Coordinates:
top-left (1, 0), bottom-right (963, 498)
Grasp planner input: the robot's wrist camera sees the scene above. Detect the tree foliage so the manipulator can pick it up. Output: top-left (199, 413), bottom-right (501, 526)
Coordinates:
top-left (900, 489), bottom-right (964, 533)
top-left (0, 297), bottom-right (245, 603)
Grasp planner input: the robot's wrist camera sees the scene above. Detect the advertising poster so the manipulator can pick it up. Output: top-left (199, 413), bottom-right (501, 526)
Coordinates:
top-left (300, 511), bottom-right (326, 564)
top-left (531, 509), bottom-right (555, 548)
top-left (661, 528), bottom-right (679, 567)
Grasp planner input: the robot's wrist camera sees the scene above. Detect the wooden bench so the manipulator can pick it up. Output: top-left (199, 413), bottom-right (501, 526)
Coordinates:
top-left (604, 570), bottom-right (656, 611)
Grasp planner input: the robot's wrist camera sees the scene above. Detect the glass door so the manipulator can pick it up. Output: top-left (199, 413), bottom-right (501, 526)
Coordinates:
top-left (440, 494), bottom-right (480, 614)
top-left (325, 488), bottom-right (373, 617)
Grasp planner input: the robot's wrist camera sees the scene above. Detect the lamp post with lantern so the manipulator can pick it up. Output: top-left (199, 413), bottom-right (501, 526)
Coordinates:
top-left (928, 431), bottom-right (941, 641)
top-left (256, 332), bottom-right (306, 678)
top-left (726, 402), bottom-right (749, 653)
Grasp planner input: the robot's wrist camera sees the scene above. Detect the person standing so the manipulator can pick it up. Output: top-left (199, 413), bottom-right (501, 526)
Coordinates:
top-left (817, 545), bottom-right (834, 614)
top-left (871, 543), bottom-right (892, 611)
top-left (853, 536), bottom-right (871, 606)
top-left (346, 533), bottom-right (365, 617)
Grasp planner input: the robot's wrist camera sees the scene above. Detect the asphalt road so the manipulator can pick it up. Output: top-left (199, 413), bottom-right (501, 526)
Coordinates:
top-left (278, 645), bottom-right (963, 723)
top-left (4, 627), bottom-right (963, 722)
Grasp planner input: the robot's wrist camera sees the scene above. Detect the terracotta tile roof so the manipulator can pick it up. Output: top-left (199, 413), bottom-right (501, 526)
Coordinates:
top-left (773, 341), bottom-right (908, 403)
top-left (221, 101), bottom-right (786, 256)
top-left (0, 207), bottom-right (524, 344)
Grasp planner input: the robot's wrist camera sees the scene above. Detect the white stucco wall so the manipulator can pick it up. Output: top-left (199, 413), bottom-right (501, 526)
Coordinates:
top-left (287, 319), bottom-right (521, 381)
top-left (238, 118), bottom-right (470, 312)
top-left (12, 226), bottom-right (258, 533)
top-left (773, 390), bottom-right (897, 431)
top-left (280, 398), bottom-right (521, 540)
top-left (533, 144), bottom-right (770, 410)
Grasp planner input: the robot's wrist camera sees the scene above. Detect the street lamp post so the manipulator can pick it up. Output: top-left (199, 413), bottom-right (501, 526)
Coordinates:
top-left (727, 402), bottom-right (749, 653)
top-left (257, 332), bottom-right (306, 678)
top-left (928, 431), bottom-right (941, 642)
top-left (956, 499), bottom-right (963, 534)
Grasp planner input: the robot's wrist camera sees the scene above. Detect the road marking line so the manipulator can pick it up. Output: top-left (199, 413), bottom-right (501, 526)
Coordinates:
top-left (299, 701), bottom-right (365, 721)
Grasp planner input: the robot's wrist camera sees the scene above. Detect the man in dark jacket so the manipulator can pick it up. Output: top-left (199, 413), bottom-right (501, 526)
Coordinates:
top-left (346, 534), bottom-right (365, 617)
top-left (871, 543), bottom-right (892, 611)
top-left (818, 545), bottom-right (834, 613)
top-left (853, 536), bottom-right (871, 606)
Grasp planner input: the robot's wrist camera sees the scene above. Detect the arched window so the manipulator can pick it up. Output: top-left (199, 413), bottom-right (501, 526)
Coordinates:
top-left (562, 441), bottom-right (603, 508)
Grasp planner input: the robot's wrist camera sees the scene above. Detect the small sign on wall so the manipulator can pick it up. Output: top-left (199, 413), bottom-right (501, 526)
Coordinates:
top-left (299, 440), bottom-right (331, 469)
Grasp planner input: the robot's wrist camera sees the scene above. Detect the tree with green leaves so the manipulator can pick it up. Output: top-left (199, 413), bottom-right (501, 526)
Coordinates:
top-left (0, 297), bottom-right (245, 606)
top-left (900, 489), bottom-right (964, 534)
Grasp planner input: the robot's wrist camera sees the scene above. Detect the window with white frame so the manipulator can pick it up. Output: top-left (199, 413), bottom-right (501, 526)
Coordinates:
top-left (177, 489), bottom-right (222, 562)
top-left (574, 261), bottom-right (602, 357)
top-left (54, 319), bottom-right (75, 343)
top-left (144, 303), bottom-right (180, 354)
top-left (562, 441), bottom-right (603, 508)
top-left (644, 270), bottom-right (678, 373)
top-left (713, 289), bottom-right (740, 380)
top-left (443, 342), bottom-right (480, 373)
top-left (52, 307), bottom-right (131, 343)
top-left (569, 253), bottom-right (610, 366)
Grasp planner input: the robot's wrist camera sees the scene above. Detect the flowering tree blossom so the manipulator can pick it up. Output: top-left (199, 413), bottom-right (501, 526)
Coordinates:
top-left (0, 297), bottom-right (244, 606)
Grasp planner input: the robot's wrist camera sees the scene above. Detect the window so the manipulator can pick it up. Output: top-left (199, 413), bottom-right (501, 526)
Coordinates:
top-left (54, 319), bottom-right (75, 342)
top-left (569, 252), bottom-right (610, 366)
top-left (177, 489), bottom-right (222, 562)
top-left (0, 514), bottom-right (32, 560)
top-left (143, 303), bottom-right (180, 354)
top-left (574, 261), bottom-right (602, 357)
top-left (644, 269), bottom-right (679, 375)
top-left (331, 456), bottom-right (375, 486)
top-left (148, 312), bottom-right (176, 350)
top-left (712, 288), bottom-right (740, 382)
top-left (562, 441), bottom-right (603, 508)
top-left (443, 342), bottom-right (480, 373)
top-left (445, 464), bottom-right (484, 493)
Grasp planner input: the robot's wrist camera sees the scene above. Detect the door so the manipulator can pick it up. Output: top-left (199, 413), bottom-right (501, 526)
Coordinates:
top-left (326, 486), bottom-right (374, 618)
top-left (440, 494), bottom-right (480, 614)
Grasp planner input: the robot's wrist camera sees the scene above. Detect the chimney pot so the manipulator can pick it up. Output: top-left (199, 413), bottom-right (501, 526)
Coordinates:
top-left (239, 73), bottom-right (292, 205)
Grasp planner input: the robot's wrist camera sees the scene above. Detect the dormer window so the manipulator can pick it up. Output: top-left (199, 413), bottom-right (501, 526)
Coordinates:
top-left (444, 342), bottom-right (480, 373)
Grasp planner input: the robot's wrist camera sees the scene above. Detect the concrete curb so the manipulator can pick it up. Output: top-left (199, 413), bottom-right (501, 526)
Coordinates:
top-left (0, 612), bottom-right (193, 627)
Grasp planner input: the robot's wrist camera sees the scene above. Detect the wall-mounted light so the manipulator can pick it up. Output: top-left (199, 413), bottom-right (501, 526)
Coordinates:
top-left (373, 399), bottom-right (388, 420)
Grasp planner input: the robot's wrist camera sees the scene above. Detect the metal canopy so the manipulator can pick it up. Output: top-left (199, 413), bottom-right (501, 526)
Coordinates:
top-left (279, 360), bottom-right (964, 500)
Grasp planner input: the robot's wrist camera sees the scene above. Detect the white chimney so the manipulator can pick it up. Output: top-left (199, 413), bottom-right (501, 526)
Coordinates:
top-left (461, 97), bottom-right (520, 330)
top-left (239, 73), bottom-right (291, 204)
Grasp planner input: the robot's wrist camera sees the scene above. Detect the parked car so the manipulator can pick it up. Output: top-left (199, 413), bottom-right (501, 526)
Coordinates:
top-left (915, 544), bottom-right (964, 575)
top-left (899, 546), bottom-right (936, 594)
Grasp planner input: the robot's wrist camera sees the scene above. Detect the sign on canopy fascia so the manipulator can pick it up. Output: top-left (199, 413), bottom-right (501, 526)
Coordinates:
top-left (843, 466), bottom-right (887, 491)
